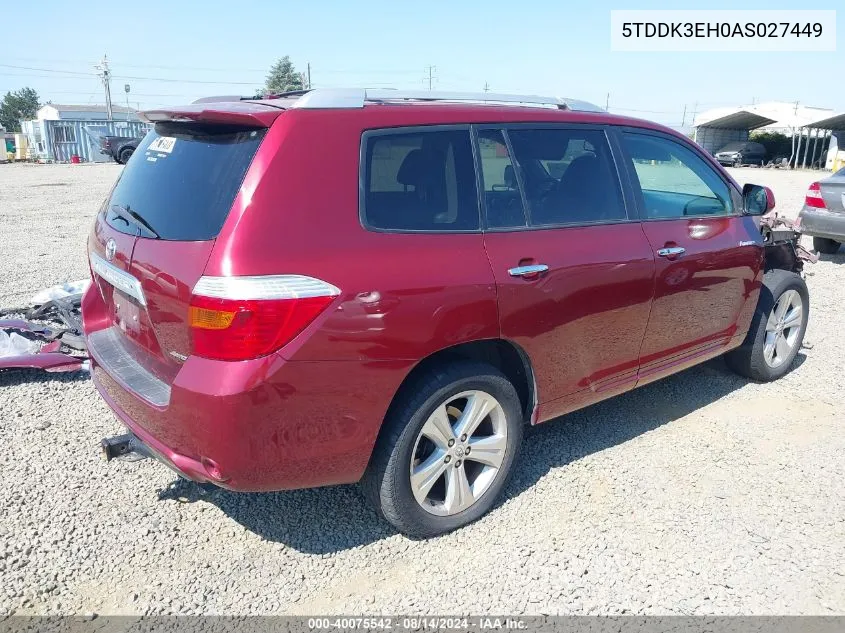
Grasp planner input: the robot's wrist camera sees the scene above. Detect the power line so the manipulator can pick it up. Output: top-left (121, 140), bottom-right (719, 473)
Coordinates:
top-left (611, 107), bottom-right (681, 114)
top-left (0, 63), bottom-right (95, 76)
top-left (111, 74), bottom-right (260, 85)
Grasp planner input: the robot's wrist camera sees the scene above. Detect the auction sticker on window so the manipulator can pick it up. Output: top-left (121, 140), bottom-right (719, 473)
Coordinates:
top-left (148, 136), bottom-right (177, 154)
top-left (611, 10), bottom-right (836, 52)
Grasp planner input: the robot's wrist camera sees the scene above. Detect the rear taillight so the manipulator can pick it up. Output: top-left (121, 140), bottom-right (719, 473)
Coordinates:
top-left (188, 275), bottom-right (340, 361)
top-left (805, 182), bottom-right (827, 209)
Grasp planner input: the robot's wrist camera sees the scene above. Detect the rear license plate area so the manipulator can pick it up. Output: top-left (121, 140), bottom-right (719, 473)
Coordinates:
top-left (113, 290), bottom-right (141, 335)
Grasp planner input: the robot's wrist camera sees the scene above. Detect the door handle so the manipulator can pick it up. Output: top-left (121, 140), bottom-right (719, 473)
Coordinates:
top-left (508, 264), bottom-right (549, 277)
top-left (657, 247), bottom-right (686, 257)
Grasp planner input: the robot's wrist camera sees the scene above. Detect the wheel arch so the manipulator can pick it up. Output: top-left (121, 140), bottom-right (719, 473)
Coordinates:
top-left (385, 338), bottom-right (537, 427)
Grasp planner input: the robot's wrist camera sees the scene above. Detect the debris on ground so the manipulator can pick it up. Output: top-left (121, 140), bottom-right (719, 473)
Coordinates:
top-left (0, 282), bottom-right (88, 372)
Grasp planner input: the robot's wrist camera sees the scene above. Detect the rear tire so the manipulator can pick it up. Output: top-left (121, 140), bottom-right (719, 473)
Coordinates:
top-left (118, 148), bottom-right (134, 164)
top-left (813, 236), bottom-right (841, 255)
top-left (361, 361), bottom-right (523, 538)
top-left (725, 269), bottom-right (809, 382)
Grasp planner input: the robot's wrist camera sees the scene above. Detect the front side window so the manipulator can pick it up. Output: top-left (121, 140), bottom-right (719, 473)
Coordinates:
top-left (362, 129), bottom-right (479, 232)
top-left (505, 128), bottom-right (626, 226)
top-left (622, 133), bottom-right (733, 219)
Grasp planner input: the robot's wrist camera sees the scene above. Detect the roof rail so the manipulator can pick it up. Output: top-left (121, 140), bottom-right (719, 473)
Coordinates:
top-left (287, 88), bottom-right (604, 112)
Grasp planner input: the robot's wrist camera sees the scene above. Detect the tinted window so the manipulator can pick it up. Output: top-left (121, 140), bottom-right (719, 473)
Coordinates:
top-left (363, 129), bottom-right (479, 231)
top-left (107, 123), bottom-right (266, 240)
top-left (507, 129), bottom-right (626, 226)
top-left (622, 133), bottom-right (733, 219)
top-left (477, 129), bottom-right (526, 228)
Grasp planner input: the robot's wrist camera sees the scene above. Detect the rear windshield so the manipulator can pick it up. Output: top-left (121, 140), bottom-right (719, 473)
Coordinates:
top-left (106, 123), bottom-right (266, 241)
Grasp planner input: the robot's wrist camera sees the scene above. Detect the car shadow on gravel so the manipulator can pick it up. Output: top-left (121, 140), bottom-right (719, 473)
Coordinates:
top-left (157, 354), bottom-right (804, 554)
top-left (817, 251), bottom-right (845, 264)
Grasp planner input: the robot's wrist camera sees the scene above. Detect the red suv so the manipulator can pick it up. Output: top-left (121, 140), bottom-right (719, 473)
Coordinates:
top-left (85, 89), bottom-right (810, 537)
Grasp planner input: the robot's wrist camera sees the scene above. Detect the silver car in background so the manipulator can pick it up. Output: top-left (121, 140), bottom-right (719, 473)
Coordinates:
top-left (799, 168), bottom-right (845, 254)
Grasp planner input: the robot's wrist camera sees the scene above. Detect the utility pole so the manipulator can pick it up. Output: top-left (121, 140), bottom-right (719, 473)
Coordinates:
top-left (124, 84), bottom-right (131, 121)
top-left (681, 104), bottom-right (687, 127)
top-left (425, 65), bottom-right (436, 90)
top-left (483, 82), bottom-right (490, 93)
top-left (307, 62), bottom-right (311, 90)
top-left (95, 55), bottom-right (114, 121)
top-left (691, 102), bottom-right (699, 141)
top-left (605, 93), bottom-right (609, 111)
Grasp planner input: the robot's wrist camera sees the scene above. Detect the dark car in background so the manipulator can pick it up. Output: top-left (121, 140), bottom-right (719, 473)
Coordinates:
top-left (100, 135), bottom-right (143, 164)
top-left (715, 141), bottom-right (767, 167)
top-left (798, 168), bottom-right (845, 254)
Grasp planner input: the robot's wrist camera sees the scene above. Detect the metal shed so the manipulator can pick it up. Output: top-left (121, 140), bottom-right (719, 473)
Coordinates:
top-left (692, 109), bottom-right (777, 154)
top-left (20, 118), bottom-right (150, 163)
top-left (794, 112), bottom-right (845, 171)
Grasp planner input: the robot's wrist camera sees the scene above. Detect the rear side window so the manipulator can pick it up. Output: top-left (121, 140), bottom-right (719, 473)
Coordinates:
top-left (477, 129), bottom-right (525, 229)
top-left (506, 128), bottom-right (626, 226)
top-left (362, 129), bottom-right (479, 232)
top-left (107, 124), bottom-right (266, 241)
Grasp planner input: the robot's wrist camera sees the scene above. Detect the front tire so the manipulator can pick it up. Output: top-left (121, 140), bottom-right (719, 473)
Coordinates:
top-left (362, 361), bottom-right (523, 538)
top-left (725, 269), bottom-right (809, 381)
top-left (813, 237), bottom-right (841, 255)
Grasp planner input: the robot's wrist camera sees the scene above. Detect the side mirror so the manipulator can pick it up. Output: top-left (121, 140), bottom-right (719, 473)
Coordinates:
top-left (742, 183), bottom-right (775, 216)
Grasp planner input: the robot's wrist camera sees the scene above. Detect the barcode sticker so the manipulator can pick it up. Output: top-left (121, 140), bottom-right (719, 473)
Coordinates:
top-left (148, 137), bottom-right (177, 153)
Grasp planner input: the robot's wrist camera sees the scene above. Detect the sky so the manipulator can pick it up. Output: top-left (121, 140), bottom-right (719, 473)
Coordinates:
top-left (1, 0), bottom-right (842, 129)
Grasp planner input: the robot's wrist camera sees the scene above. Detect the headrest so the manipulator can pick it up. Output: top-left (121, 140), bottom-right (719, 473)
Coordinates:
top-left (504, 164), bottom-right (516, 188)
top-left (397, 148), bottom-right (440, 186)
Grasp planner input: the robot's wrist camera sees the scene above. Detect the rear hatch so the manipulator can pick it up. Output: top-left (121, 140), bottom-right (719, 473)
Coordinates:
top-left (88, 104), bottom-right (278, 387)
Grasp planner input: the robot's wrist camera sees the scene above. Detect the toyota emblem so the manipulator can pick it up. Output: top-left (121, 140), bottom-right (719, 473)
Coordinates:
top-left (105, 239), bottom-right (117, 262)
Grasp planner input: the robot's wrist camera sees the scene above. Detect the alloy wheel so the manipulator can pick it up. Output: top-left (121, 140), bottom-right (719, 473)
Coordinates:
top-left (409, 390), bottom-right (508, 516)
top-left (763, 289), bottom-right (804, 368)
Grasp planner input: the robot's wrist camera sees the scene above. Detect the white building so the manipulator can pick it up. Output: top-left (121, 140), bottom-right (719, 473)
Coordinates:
top-left (35, 103), bottom-right (139, 122)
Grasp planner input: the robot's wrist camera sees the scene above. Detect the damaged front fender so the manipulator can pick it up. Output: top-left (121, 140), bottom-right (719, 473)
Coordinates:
top-left (760, 212), bottom-right (818, 274)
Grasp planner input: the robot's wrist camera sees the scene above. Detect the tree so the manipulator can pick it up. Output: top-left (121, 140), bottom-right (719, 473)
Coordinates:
top-left (0, 87), bottom-right (40, 132)
top-left (264, 56), bottom-right (303, 94)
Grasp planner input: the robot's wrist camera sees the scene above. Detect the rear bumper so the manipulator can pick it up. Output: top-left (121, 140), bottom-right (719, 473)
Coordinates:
top-left (93, 374), bottom-right (217, 483)
top-left (798, 206), bottom-right (845, 240)
top-left (88, 333), bottom-right (413, 492)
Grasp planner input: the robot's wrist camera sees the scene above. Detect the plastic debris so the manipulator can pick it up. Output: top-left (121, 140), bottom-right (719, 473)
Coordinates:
top-left (0, 330), bottom-right (40, 358)
top-left (29, 279), bottom-right (91, 306)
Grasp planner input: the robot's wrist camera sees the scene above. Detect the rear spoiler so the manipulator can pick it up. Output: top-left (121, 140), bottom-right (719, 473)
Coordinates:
top-left (140, 101), bottom-right (285, 127)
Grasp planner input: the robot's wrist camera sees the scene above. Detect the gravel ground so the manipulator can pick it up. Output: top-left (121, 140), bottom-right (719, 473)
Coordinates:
top-left (0, 163), bottom-right (843, 616)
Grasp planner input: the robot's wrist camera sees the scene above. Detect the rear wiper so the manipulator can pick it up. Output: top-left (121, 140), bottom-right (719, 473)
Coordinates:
top-left (110, 204), bottom-right (160, 239)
